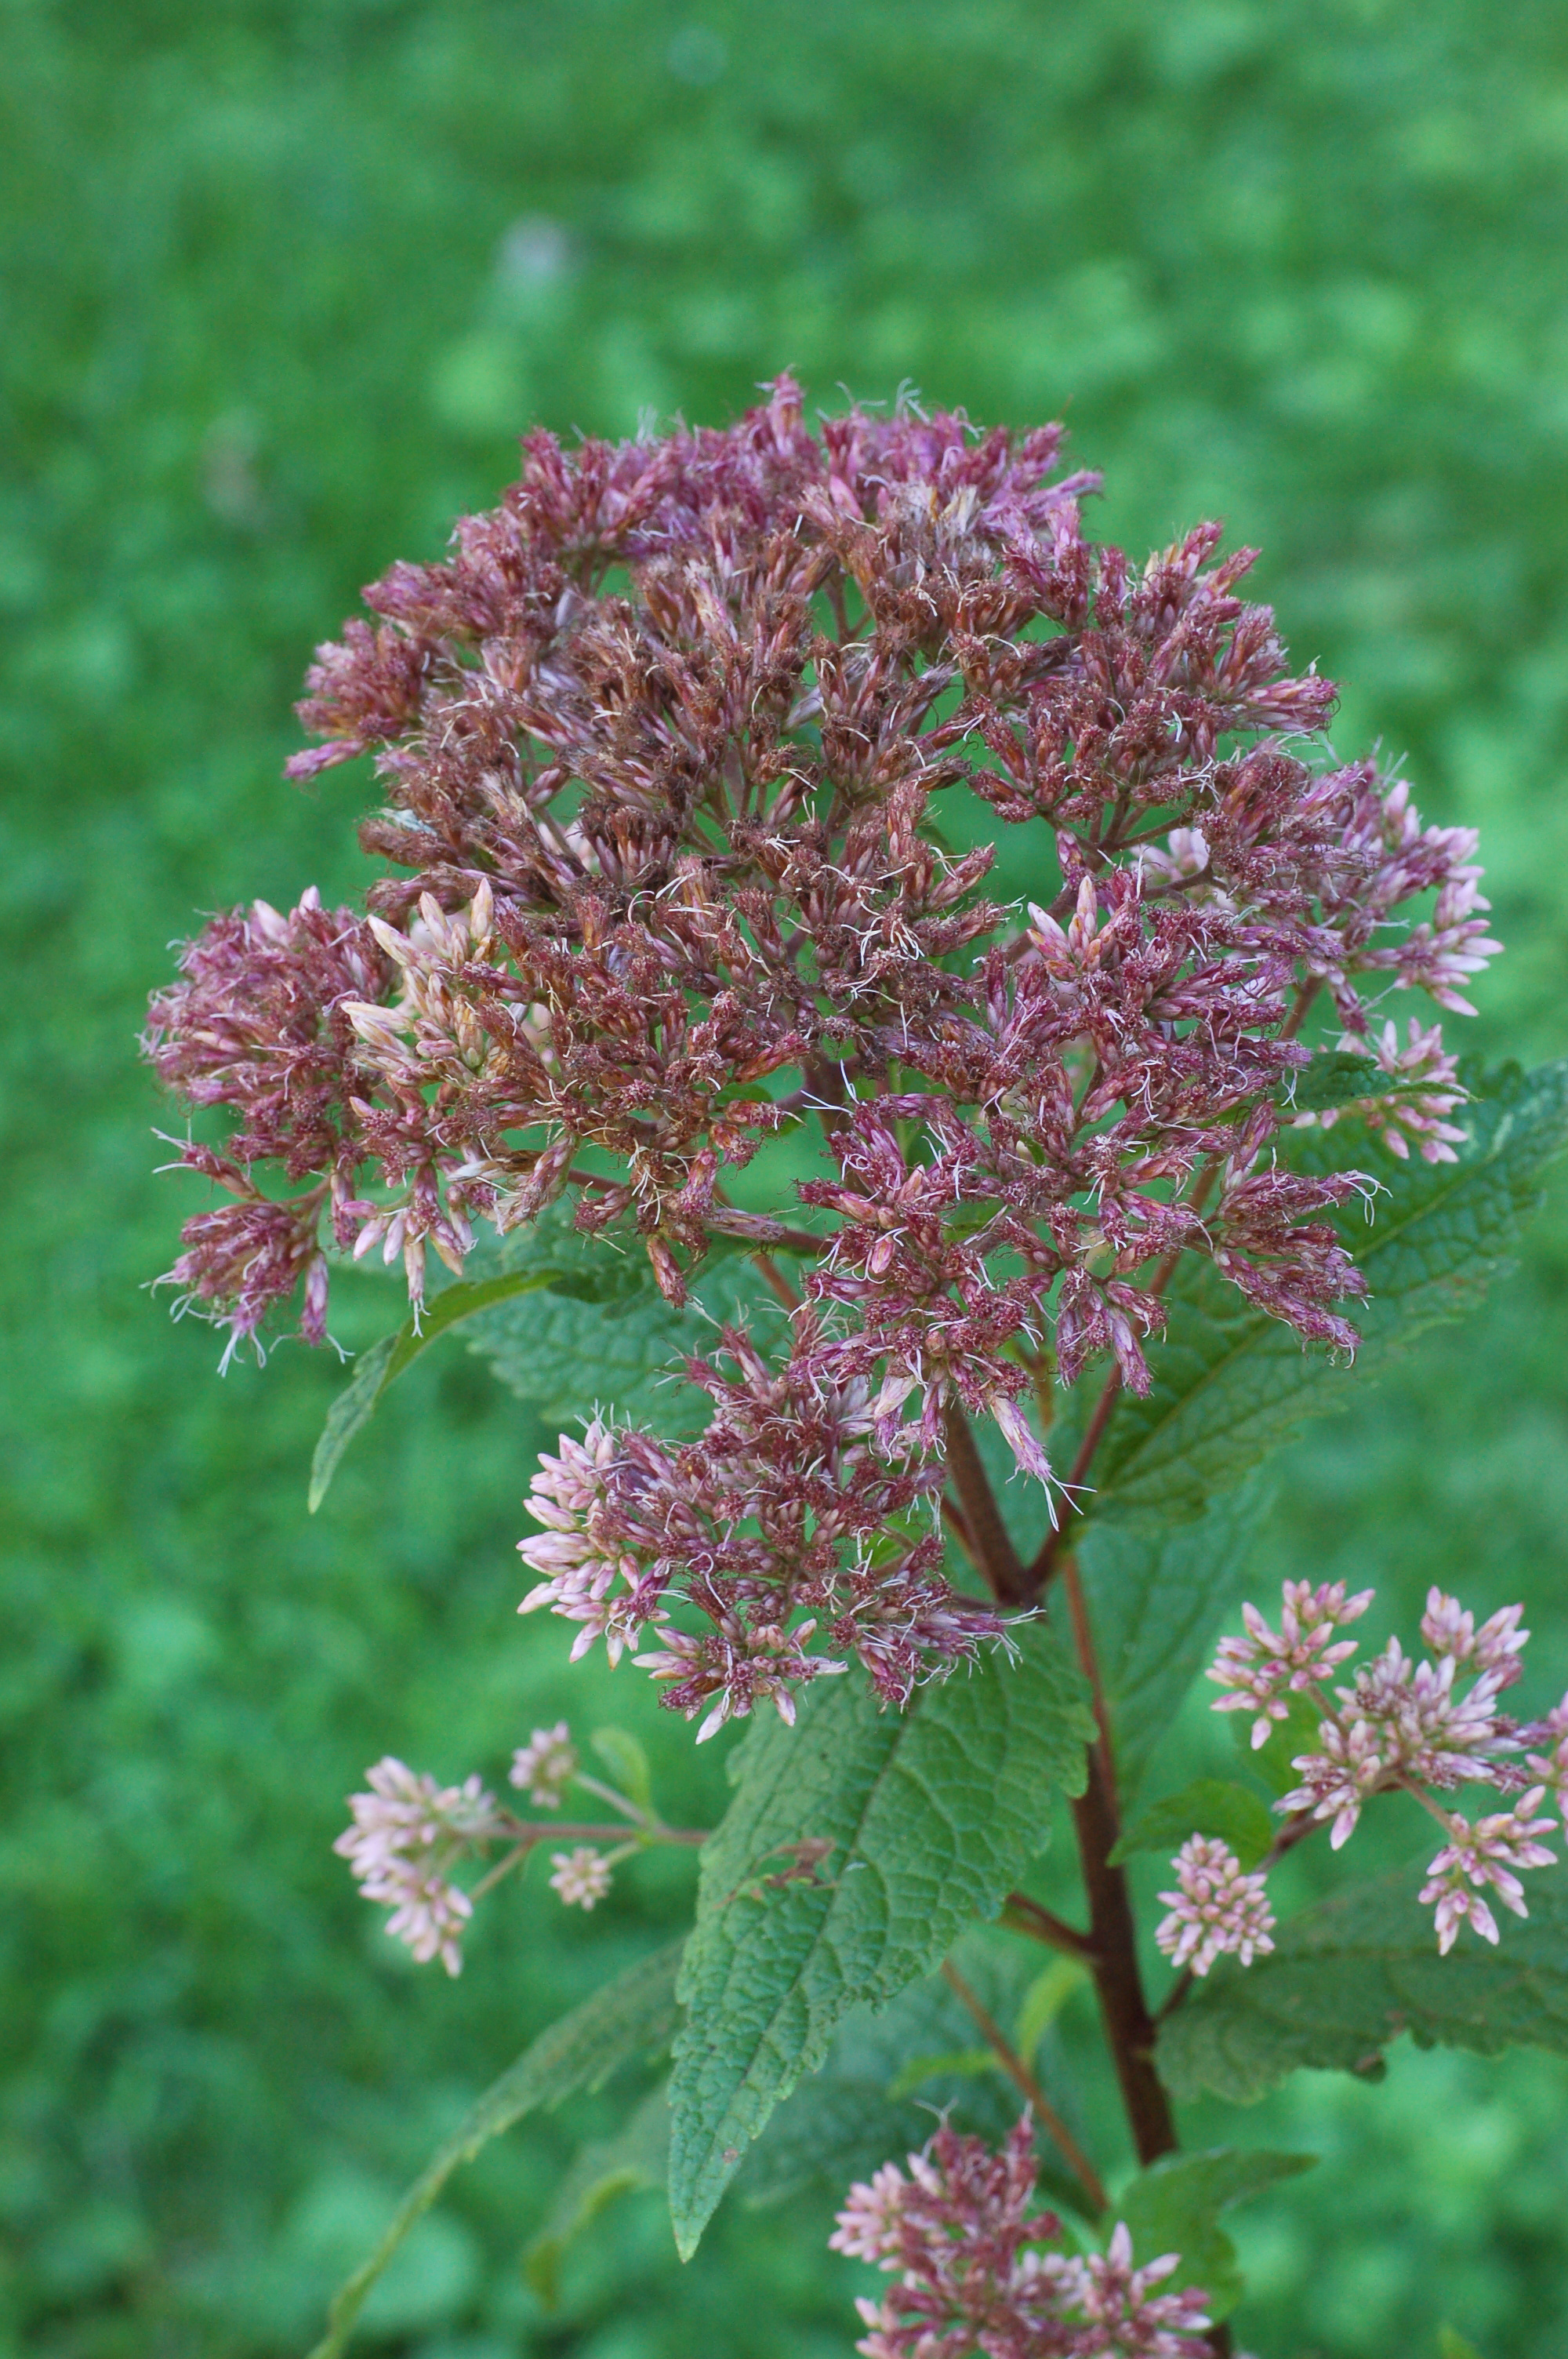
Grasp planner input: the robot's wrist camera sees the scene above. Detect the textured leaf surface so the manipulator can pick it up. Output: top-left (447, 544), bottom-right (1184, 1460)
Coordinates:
top-left (1084, 1060), bottom-right (1568, 1527)
top-left (465, 1241), bottom-right (774, 1431)
top-left (523, 2084), bottom-right (670, 2306)
top-left (667, 1635), bottom-right (1093, 2256)
top-left (738, 1937), bottom-right (1051, 2209)
top-left (1117, 2146), bottom-right (1316, 2317)
top-left (306, 1943), bottom-right (681, 2358)
top-left (1109, 1778), bottom-right (1276, 1873)
top-left (1079, 1475), bottom-right (1272, 1805)
top-left (1159, 1871), bottom-right (1568, 2105)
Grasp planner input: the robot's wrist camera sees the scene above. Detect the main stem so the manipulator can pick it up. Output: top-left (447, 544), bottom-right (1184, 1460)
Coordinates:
top-left (947, 1415), bottom-right (1178, 2168)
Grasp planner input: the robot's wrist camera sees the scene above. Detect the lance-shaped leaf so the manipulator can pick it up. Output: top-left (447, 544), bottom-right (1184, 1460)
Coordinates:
top-left (306, 1943), bottom-right (681, 2359)
top-left (309, 1268), bottom-right (564, 1510)
top-left (1081, 1058), bottom-right (1568, 1528)
top-left (1158, 1869), bottom-right (1568, 2106)
top-left (666, 1632), bottom-right (1093, 2259)
top-left (524, 2083), bottom-right (670, 2307)
top-left (1116, 2146), bottom-right (1316, 2318)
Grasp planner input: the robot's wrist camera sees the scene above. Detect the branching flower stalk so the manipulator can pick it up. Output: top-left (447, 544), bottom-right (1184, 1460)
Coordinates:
top-left (143, 383), bottom-right (1556, 2354)
top-left (335, 1730), bottom-right (707, 1973)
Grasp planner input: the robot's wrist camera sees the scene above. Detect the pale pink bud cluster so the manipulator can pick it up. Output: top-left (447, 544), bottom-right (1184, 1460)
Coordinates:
top-left (1206, 1583), bottom-right (1561, 1954)
top-left (510, 1720), bottom-right (578, 1806)
top-left (547, 1846), bottom-right (614, 1910)
top-left (831, 2118), bottom-right (1210, 2359)
top-left (1419, 1794), bottom-right (1557, 1954)
top-left (334, 1757), bottom-right (505, 1976)
top-left (1208, 1579), bottom-right (1374, 1748)
top-left (1155, 1836), bottom-right (1276, 1976)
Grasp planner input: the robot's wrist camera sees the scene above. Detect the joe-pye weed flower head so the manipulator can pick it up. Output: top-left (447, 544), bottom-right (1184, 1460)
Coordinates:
top-left (147, 382), bottom-right (1501, 1735)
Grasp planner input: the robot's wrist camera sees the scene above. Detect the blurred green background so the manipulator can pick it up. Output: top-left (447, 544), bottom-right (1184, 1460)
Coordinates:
top-left (5, 1), bottom-right (1568, 2352)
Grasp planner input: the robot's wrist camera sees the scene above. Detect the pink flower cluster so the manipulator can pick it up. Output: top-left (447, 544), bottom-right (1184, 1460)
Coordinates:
top-left (830, 2117), bottom-right (1210, 2359)
top-left (1205, 1582), bottom-right (1568, 1954)
top-left (146, 380), bottom-right (1492, 1427)
top-left (334, 1725), bottom-right (637, 1970)
top-left (334, 1757), bottom-right (505, 1975)
top-left (1155, 1836), bottom-right (1276, 1976)
top-left (517, 1314), bottom-right (1009, 1736)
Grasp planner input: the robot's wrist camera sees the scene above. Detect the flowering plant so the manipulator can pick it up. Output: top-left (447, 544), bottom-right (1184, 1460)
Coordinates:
top-left (145, 383), bottom-right (1568, 2356)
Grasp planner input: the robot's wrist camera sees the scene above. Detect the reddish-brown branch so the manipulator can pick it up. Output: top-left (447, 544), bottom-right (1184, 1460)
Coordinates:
top-left (940, 1960), bottom-right (1109, 2218)
top-left (1000, 1893), bottom-right (1093, 1959)
top-left (942, 1404), bottom-right (1033, 1605)
top-left (1028, 1370), bottom-right (1123, 1589)
top-left (1069, 1757), bottom-right (1178, 2167)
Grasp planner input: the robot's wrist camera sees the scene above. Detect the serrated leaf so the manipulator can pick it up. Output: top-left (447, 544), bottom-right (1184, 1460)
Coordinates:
top-left (1282, 1050), bottom-right (1381, 1113)
top-left (523, 2083), bottom-right (670, 2307)
top-left (1079, 1474), bottom-right (1273, 1805)
top-left (1109, 1779), bottom-right (1276, 1873)
top-left (1116, 2146), bottom-right (1316, 2318)
top-left (737, 1938), bottom-right (1052, 2212)
top-left (1083, 1059), bottom-right (1568, 1528)
top-left (463, 1237), bottom-right (775, 1433)
top-left (305, 1943), bottom-right (681, 2359)
top-left (1158, 1870), bottom-right (1568, 2106)
top-left (666, 1633), bottom-right (1094, 2258)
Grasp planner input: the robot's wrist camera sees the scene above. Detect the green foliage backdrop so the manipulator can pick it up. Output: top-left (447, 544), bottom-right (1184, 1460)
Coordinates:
top-left (3, 2), bottom-right (1567, 2353)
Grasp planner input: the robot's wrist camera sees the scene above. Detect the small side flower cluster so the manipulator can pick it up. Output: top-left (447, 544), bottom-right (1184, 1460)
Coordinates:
top-left (334, 1757), bottom-right (504, 1975)
top-left (334, 1724), bottom-right (688, 1972)
top-left (830, 2117), bottom-right (1210, 2359)
top-left (1155, 1835), bottom-right (1276, 1976)
top-left (1201, 1581), bottom-right (1568, 1955)
top-left (517, 1313), bottom-right (1009, 1739)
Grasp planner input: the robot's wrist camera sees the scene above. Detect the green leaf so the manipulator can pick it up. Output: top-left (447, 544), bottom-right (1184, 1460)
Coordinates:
top-left (884, 2045), bottom-right (996, 2099)
top-left (463, 1235), bottom-right (774, 1433)
top-left (590, 1726), bottom-right (655, 1817)
top-left (1079, 1473), bottom-right (1273, 1805)
top-left (1232, 1692), bottom-right (1335, 1798)
top-left (305, 1943), bottom-right (681, 2359)
top-left (1116, 2146), bottom-right (1316, 2319)
top-left (737, 1938), bottom-right (1049, 2212)
top-left (666, 1633), bottom-right (1094, 2258)
top-left (308, 1267), bottom-right (572, 1510)
top-left (523, 2083), bottom-right (670, 2307)
top-left (1159, 1869), bottom-right (1568, 2106)
top-left (1109, 1779), bottom-right (1276, 1873)
top-left (1082, 1058), bottom-right (1568, 1528)
top-left (1012, 1956), bottom-right (1089, 2062)
top-left (1282, 1049), bottom-right (1381, 1113)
